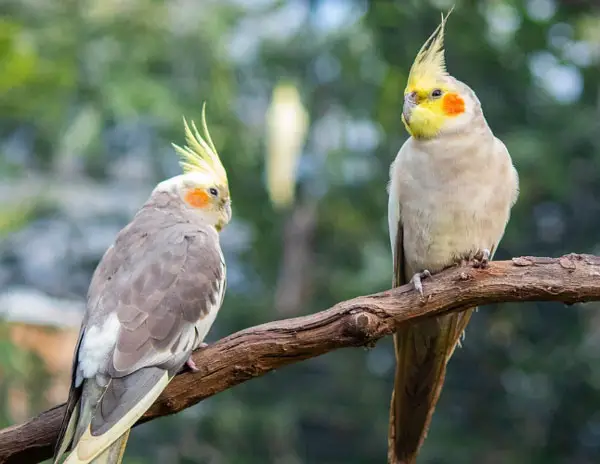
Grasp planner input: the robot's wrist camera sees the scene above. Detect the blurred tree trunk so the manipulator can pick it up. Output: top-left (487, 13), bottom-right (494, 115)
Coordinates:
top-left (274, 200), bottom-right (318, 316)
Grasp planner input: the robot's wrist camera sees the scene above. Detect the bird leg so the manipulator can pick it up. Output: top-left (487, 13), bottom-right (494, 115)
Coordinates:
top-left (472, 248), bottom-right (491, 269)
top-left (410, 270), bottom-right (432, 297)
top-left (185, 342), bottom-right (209, 372)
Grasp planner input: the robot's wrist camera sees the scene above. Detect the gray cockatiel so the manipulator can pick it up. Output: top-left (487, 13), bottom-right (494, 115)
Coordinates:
top-left (54, 105), bottom-right (231, 464)
top-left (386, 11), bottom-right (519, 464)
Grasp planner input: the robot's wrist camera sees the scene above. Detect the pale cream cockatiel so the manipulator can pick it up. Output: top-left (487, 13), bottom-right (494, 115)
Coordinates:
top-left (387, 11), bottom-right (519, 464)
top-left (53, 104), bottom-right (231, 464)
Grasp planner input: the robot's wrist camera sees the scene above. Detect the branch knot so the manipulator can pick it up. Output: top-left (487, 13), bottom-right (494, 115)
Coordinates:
top-left (342, 311), bottom-right (381, 346)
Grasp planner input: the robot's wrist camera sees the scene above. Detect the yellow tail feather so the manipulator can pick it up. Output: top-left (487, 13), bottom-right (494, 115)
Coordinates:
top-left (89, 431), bottom-right (131, 464)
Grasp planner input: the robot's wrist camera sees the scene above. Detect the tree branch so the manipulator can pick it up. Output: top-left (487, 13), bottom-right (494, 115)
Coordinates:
top-left (1, 254), bottom-right (600, 464)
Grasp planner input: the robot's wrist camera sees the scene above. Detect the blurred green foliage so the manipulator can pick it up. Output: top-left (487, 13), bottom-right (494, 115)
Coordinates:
top-left (2, 0), bottom-right (600, 463)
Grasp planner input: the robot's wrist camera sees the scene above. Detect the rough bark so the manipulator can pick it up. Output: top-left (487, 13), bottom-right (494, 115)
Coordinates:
top-left (1, 254), bottom-right (599, 464)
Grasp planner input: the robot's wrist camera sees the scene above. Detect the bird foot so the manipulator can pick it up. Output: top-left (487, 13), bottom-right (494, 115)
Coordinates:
top-left (410, 270), bottom-right (432, 297)
top-left (186, 343), bottom-right (209, 373)
top-left (472, 249), bottom-right (491, 269)
top-left (186, 357), bottom-right (200, 372)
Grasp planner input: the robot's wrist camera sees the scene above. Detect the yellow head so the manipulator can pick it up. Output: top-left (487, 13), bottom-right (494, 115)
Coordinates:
top-left (402, 8), bottom-right (478, 140)
top-left (159, 103), bottom-right (231, 230)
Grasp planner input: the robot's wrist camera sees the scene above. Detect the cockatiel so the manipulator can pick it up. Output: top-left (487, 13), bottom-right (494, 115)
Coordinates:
top-left (387, 10), bottom-right (518, 464)
top-left (53, 104), bottom-right (231, 464)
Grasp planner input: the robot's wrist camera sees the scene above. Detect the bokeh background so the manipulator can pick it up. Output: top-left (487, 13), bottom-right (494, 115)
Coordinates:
top-left (1, 0), bottom-right (600, 462)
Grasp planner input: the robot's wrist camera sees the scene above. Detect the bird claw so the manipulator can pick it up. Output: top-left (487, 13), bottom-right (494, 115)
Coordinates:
top-left (185, 343), bottom-right (208, 373)
top-left (410, 270), bottom-right (432, 297)
top-left (472, 249), bottom-right (490, 269)
top-left (182, 342), bottom-right (208, 372)
top-left (186, 357), bottom-right (200, 372)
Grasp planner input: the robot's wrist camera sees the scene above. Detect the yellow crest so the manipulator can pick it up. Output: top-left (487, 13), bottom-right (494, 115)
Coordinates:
top-left (172, 102), bottom-right (228, 186)
top-left (406, 6), bottom-right (454, 91)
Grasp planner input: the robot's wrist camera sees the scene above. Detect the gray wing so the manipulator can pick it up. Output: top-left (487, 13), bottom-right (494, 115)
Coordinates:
top-left (393, 224), bottom-right (406, 287)
top-left (80, 209), bottom-right (225, 437)
top-left (387, 170), bottom-right (406, 288)
top-left (53, 328), bottom-right (86, 461)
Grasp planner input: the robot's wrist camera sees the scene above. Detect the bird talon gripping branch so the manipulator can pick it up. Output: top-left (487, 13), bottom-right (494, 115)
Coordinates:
top-left (472, 248), bottom-right (491, 269)
top-left (410, 270), bottom-right (432, 297)
top-left (186, 357), bottom-right (201, 373)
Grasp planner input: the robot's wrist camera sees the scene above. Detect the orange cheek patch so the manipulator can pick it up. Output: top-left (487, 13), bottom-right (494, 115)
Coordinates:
top-left (442, 93), bottom-right (465, 116)
top-left (184, 188), bottom-right (210, 208)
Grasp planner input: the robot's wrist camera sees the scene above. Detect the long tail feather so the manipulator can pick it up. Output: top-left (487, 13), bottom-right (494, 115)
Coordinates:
top-left (54, 402), bottom-right (81, 464)
top-left (388, 306), bottom-right (474, 463)
top-left (63, 371), bottom-right (169, 464)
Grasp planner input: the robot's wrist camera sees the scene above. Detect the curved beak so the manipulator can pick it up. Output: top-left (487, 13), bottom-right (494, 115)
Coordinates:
top-left (223, 199), bottom-right (232, 224)
top-left (216, 199), bottom-right (232, 232)
top-left (402, 91), bottom-right (418, 124)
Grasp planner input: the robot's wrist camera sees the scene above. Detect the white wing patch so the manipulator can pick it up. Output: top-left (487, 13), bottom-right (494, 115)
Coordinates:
top-left (76, 312), bottom-right (120, 386)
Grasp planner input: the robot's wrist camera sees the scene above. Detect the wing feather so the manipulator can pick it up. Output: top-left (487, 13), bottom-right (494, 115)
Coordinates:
top-left (53, 328), bottom-right (86, 463)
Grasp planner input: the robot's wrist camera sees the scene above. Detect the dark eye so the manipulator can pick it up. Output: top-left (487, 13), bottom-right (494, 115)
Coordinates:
top-left (431, 89), bottom-right (443, 98)
top-left (208, 187), bottom-right (219, 197)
